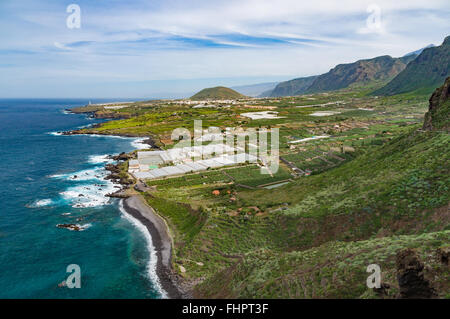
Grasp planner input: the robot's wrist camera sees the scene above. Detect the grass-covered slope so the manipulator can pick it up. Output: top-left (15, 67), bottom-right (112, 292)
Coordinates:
top-left (196, 231), bottom-right (450, 298)
top-left (373, 36), bottom-right (450, 96)
top-left (190, 86), bottom-right (246, 100)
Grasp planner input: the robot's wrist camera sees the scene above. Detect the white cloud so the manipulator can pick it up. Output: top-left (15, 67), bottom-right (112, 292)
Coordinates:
top-left (0, 0), bottom-right (449, 97)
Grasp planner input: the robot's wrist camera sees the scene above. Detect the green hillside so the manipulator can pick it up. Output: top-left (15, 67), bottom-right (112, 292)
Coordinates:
top-left (194, 81), bottom-right (450, 298)
top-left (305, 55), bottom-right (416, 94)
top-left (196, 231), bottom-right (450, 298)
top-left (373, 36), bottom-right (450, 96)
top-left (190, 86), bottom-right (246, 100)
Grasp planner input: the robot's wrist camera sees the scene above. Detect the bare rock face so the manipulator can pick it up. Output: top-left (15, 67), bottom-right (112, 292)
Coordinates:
top-left (396, 248), bottom-right (436, 299)
top-left (437, 247), bottom-right (450, 265)
top-left (422, 77), bottom-right (450, 131)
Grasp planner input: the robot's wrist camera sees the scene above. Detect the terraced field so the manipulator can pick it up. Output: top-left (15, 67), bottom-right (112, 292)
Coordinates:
top-left (224, 165), bottom-right (292, 187)
top-left (145, 164), bottom-right (292, 189)
top-left (281, 149), bottom-right (354, 174)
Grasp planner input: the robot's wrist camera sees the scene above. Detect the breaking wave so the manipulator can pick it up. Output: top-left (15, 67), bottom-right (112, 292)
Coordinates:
top-left (118, 200), bottom-right (167, 298)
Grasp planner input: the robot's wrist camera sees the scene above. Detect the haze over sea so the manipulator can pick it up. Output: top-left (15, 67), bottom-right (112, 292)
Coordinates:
top-left (0, 99), bottom-right (162, 298)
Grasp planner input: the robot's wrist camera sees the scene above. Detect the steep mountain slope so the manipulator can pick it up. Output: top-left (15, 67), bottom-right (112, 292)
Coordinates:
top-left (190, 86), bottom-right (246, 100)
top-left (373, 36), bottom-right (450, 96)
top-left (305, 55), bottom-right (416, 94)
top-left (267, 76), bottom-right (318, 97)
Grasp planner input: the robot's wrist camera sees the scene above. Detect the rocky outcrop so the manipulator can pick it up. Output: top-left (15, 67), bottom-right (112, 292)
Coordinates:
top-left (112, 152), bottom-right (133, 161)
top-left (423, 77), bottom-right (450, 131)
top-left (105, 163), bottom-right (133, 185)
top-left (56, 224), bottom-right (88, 231)
top-left (396, 248), bottom-right (436, 298)
top-left (106, 191), bottom-right (130, 199)
top-left (437, 247), bottom-right (450, 265)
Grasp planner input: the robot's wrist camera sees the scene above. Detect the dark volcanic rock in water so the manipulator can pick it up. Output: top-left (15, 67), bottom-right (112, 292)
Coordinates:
top-left (56, 224), bottom-right (83, 231)
top-left (106, 191), bottom-right (130, 199)
top-left (396, 248), bottom-right (436, 299)
top-left (422, 77), bottom-right (450, 131)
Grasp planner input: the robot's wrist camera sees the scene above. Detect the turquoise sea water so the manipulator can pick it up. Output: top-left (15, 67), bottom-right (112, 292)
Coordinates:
top-left (0, 99), bottom-right (162, 298)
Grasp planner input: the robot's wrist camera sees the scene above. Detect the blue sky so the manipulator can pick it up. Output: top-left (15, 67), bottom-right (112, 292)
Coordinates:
top-left (0, 0), bottom-right (449, 98)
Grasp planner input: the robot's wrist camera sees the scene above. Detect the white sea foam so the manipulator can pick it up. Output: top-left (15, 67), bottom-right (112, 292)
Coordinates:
top-left (49, 130), bottom-right (151, 152)
top-left (88, 154), bottom-right (114, 164)
top-left (33, 199), bottom-right (54, 207)
top-left (119, 200), bottom-right (167, 298)
top-left (57, 223), bottom-right (92, 231)
top-left (131, 138), bottom-right (150, 150)
top-left (76, 223), bottom-right (92, 231)
top-left (78, 134), bottom-right (150, 149)
top-left (50, 167), bottom-right (107, 181)
top-left (85, 134), bottom-right (130, 139)
top-left (60, 181), bottom-right (116, 208)
top-left (76, 124), bottom-right (93, 129)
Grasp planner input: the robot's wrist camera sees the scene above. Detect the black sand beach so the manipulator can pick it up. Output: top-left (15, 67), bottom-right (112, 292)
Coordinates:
top-left (122, 196), bottom-right (184, 299)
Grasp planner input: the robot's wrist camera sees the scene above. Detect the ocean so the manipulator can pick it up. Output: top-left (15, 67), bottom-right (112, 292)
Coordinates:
top-left (0, 99), bottom-right (163, 298)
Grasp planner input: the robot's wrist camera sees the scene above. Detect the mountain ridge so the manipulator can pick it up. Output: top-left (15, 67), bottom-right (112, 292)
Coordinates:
top-left (305, 55), bottom-right (416, 94)
top-left (373, 36), bottom-right (450, 96)
top-left (264, 53), bottom-right (418, 97)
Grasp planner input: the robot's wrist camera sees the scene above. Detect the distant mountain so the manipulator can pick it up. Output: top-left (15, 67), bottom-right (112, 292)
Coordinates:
top-left (305, 55), bottom-right (417, 94)
top-left (404, 44), bottom-right (435, 57)
top-left (258, 88), bottom-right (276, 98)
top-left (267, 76), bottom-right (318, 97)
top-left (231, 82), bottom-right (279, 97)
top-left (190, 86), bottom-right (246, 100)
top-left (265, 53), bottom-right (418, 97)
top-left (373, 36), bottom-right (450, 96)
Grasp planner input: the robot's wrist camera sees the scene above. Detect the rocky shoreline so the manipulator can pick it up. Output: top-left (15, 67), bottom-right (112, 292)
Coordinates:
top-left (60, 121), bottom-right (185, 298)
top-left (61, 128), bottom-right (156, 143)
top-left (102, 142), bottom-right (187, 298)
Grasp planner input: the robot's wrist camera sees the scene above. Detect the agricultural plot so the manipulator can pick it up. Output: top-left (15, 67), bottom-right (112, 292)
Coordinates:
top-left (224, 165), bottom-right (292, 187)
top-left (282, 150), bottom-right (353, 174)
top-left (145, 170), bottom-right (231, 188)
